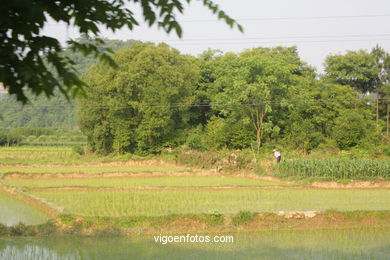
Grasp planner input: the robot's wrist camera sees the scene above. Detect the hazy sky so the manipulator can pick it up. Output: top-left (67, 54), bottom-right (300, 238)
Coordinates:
top-left (42, 0), bottom-right (390, 72)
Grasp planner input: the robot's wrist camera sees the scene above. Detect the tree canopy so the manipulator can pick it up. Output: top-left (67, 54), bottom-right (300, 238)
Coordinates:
top-left (78, 42), bottom-right (198, 153)
top-left (77, 43), bottom-right (387, 154)
top-left (210, 47), bottom-right (306, 150)
top-left (324, 46), bottom-right (390, 93)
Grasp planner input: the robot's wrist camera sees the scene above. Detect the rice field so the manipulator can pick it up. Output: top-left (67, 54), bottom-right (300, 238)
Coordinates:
top-left (0, 146), bottom-right (142, 165)
top-left (278, 159), bottom-right (390, 180)
top-left (4, 176), bottom-right (290, 189)
top-left (1, 145), bottom-right (390, 229)
top-left (0, 191), bottom-right (49, 226)
top-left (0, 146), bottom-right (72, 155)
top-left (31, 189), bottom-right (390, 216)
top-left (0, 165), bottom-right (192, 176)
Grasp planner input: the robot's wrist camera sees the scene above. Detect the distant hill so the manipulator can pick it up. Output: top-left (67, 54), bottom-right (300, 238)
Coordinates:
top-left (0, 38), bottom-right (135, 129)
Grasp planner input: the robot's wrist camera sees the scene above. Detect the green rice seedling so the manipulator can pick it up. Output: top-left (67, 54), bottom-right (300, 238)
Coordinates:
top-left (0, 165), bottom-right (193, 176)
top-left (5, 176), bottom-right (291, 189)
top-left (31, 189), bottom-right (390, 217)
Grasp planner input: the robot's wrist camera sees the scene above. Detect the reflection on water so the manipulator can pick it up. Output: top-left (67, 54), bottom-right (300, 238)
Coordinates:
top-left (0, 228), bottom-right (389, 259)
top-left (0, 192), bottom-right (48, 226)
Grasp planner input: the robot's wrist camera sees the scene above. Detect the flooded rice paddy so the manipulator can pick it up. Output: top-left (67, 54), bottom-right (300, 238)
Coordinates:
top-left (0, 228), bottom-right (389, 259)
top-left (0, 192), bottom-right (48, 226)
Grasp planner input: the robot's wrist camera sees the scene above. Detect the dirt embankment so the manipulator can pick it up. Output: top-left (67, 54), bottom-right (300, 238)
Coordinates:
top-left (2, 211), bottom-right (390, 237)
top-left (311, 181), bottom-right (390, 189)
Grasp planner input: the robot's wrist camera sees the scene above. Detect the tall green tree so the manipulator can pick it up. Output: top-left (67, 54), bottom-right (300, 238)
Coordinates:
top-left (78, 42), bottom-right (198, 154)
top-left (284, 81), bottom-right (361, 152)
top-left (210, 47), bottom-right (307, 150)
top-left (187, 49), bottom-right (223, 127)
top-left (324, 46), bottom-right (390, 93)
top-left (324, 45), bottom-right (390, 138)
top-left (332, 110), bottom-right (372, 149)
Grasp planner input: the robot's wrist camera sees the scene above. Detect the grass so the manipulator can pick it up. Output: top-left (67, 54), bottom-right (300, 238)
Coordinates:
top-left (0, 146), bottom-right (73, 157)
top-left (4, 176), bottom-right (290, 189)
top-left (31, 189), bottom-right (390, 217)
top-left (0, 146), bottom-right (142, 165)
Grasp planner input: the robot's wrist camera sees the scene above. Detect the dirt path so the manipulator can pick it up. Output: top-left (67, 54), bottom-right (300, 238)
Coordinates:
top-left (29, 185), bottom-right (300, 192)
top-left (3, 171), bottom-right (216, 179)
top-left (28, 182), bottom-right (390, 192)
top-left (310, 181), bottom-right (390, 189)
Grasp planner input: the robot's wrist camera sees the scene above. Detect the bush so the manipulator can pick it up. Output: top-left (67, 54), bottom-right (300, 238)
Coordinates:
top-left (0, 223), bottom-right (9, 236)
top-left (9, 223), bottom-right (27, 236)
top-left (72, 145), bottom-right (85, 155)
top-left (206, 211), bottom-right (224, 225)
top-left (317, 138), bottom-right (338, 152)
top-left (233, 210), bottom-right (256, 225)
top-left (284, 119), bottom-right (324, 153)
top-left (0, 131), bottom-right (22, 146)
top-left (185, 126), bottom-right (206, 150)
top-left (332, 111), bottom-right (371, 149)
top-left (11, 127), bottom-right (55, 137)
top-left (235, 150), bottom-right (253, 169)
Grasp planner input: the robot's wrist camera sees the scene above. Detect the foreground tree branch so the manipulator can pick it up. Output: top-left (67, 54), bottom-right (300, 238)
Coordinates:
top-left (0, 0), bottom-right (242, 103)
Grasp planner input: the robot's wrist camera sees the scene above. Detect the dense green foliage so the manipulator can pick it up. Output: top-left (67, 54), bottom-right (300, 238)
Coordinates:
top-left (0, 130), bottom-right (22, 146)
top-left (0, 93), bottom-right (76, 129)
top-left (2, 32), bottom-right (389, 155)
top-left (79, 43), bottom-right (389, 154)
top-left (324, 46), bottom-right (390, 93)
top-left (0, 128), bottom-right (86, 147)
top-left (78, 43), bottom-right (199, 153)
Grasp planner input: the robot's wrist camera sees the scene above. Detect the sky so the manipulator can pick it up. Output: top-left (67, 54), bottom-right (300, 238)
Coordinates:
top-left (42, 0), bottom-right (390, 73)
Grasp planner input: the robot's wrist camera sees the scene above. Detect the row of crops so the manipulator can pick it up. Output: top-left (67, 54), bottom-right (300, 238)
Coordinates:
top-left (277, 159), bottom-right (390, 180)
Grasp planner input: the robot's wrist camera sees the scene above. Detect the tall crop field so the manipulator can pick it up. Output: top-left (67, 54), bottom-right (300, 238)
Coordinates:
top-left (278, 159), bottom-right (390, 180)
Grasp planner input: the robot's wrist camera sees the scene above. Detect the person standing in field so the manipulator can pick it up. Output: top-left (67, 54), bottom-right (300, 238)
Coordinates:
top-left (273, 149), bottom-right (282, 163)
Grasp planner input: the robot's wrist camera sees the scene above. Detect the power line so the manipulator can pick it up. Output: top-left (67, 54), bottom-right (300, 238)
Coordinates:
top-left (165, 38), bottom-right (390, 46)
top-left (149, 33), bottom-right (390, 43)
top-left (43, 14), bottom-right (390, 27)
top-left (179, 14), bottom-right (390, 23)
top-left (12, 99), bottom-right (390, 109)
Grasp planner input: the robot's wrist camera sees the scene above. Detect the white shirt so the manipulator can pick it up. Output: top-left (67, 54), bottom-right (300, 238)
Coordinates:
top-left (274, 151), bottom-right (281, 158)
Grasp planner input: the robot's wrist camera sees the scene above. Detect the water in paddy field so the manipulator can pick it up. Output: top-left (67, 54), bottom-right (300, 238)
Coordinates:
top-left (0, 228), bottom-right (389, 259)
top-left (0, 192), bottom-right (49, 226)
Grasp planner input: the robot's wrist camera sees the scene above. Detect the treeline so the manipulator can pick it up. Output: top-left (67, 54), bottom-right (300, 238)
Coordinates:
top-left (78, 42), bottom-right (390, 154)
top-left (0, 93), bottom-right (77, 128)
top-left (0, 37), bottom-right (135, 129)
top-left (0, 127), bottom-right (86, 146)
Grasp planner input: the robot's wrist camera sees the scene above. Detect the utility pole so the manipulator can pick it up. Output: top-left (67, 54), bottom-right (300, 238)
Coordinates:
top-left (376, 97), bottom-right (379, 127)
top-left (387, 101), bottom-right (389, 137)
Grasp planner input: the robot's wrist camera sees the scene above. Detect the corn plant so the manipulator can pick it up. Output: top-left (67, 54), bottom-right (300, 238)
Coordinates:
top-left (277, 159), bottom-right (390, 180)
